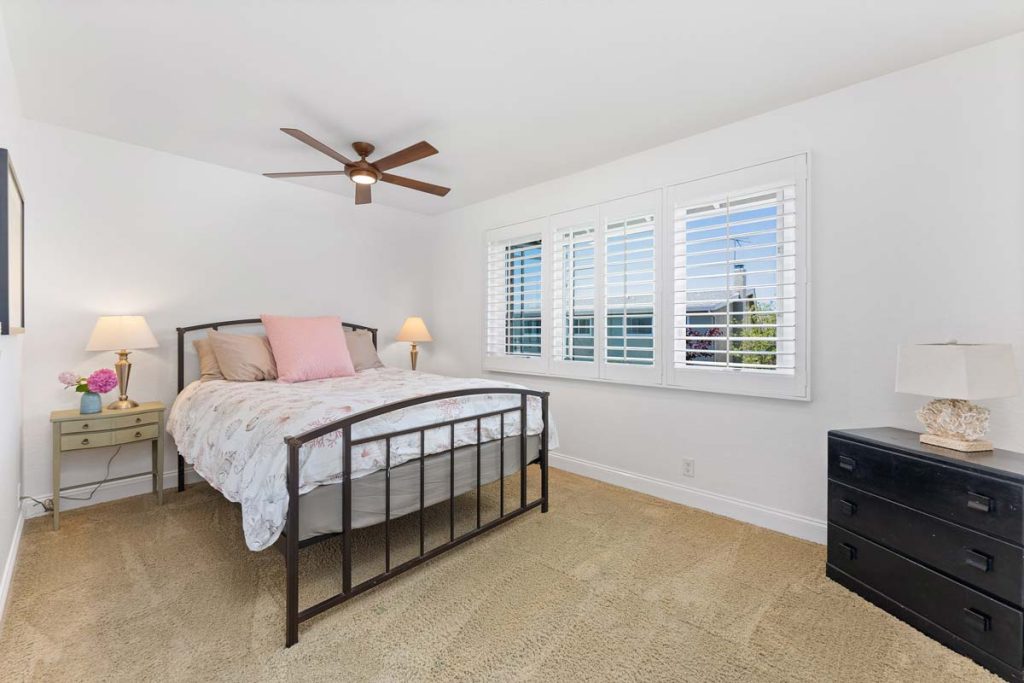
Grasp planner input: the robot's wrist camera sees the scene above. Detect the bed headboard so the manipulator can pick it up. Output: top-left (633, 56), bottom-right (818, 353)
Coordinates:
top-left (176, 318), bottom-right (378, 392)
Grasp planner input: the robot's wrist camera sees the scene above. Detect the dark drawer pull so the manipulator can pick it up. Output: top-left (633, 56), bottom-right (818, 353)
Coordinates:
top-left (964, 607), bottom-right (992, 632)
top-left (838, 455), bottom-right (856, 472)
top-left (135, 417), bottom-right (142, 423)
top-left (134, 431), bottom-right (142, 438)
top-left (840, 542), bottom-right (858, 561)
top-left (965, 549), bottom-right (994, 573)
top-left (838, 499), bottom-right (857, 516)
top-left (81, 438), bottom-right (90, 445)
top-left (966, 492), bottom-right (994, 513)
top-left (81, 423), bottom-right (90, 429)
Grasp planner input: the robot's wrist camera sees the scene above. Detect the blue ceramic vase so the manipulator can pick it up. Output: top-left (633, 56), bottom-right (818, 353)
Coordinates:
top-left (80, 391), bottom-right (102, 415)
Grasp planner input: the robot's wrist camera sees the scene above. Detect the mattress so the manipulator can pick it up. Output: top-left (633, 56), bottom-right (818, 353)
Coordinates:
top-left (167, 367), bottom-right (557, 551)
top-left (298, 434), bottom-right (539, 540)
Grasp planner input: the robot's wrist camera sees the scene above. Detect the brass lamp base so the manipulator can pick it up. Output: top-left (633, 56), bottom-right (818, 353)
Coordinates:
top-left (107, 398), bottom-right (139, 410)
top-left (106, 349), bottom-right (137, 410)
top-left (409, 342), bottom-right (419, 371)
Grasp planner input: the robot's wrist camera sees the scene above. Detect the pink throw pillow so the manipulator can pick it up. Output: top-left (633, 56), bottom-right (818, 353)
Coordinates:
top-left (261, 314), bottom-right (355, 383)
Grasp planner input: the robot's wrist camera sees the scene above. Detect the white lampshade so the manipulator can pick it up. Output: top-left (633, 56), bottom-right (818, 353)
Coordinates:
top-left (86, 315), bottom-right (159, 351)
top-left (396, 316), bottom-right (432, 343)
top-left (896, 343), bottom-right (1019, 400)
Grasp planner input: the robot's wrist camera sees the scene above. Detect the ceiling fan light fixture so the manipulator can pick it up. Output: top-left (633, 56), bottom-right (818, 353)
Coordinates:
top-left (350, 169), bottom-right (377, 185)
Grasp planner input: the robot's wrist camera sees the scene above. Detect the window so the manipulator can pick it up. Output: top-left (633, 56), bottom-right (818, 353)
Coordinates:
top-left (667, 155), bottom-right (808, 398)
top-left (605, 214), bottom-right (656, 366)
top-left (482, 155), bottom-right (808, 399)
top-left (552, 225), bottom-right (596, 363)
top-left (484, 219), bottom-right (546, 372)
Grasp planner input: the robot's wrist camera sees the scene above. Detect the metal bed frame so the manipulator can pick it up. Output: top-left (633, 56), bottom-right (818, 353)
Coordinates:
top-left (175, 318), bottom-right (550, 647)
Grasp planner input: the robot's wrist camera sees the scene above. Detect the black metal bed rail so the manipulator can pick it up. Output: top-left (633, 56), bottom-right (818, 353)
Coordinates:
top-left (282, 387), bottom-right (550, 647)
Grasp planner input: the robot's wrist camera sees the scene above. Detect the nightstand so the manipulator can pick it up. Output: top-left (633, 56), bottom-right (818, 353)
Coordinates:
top-left (49, 401), bottom-right (166, 530)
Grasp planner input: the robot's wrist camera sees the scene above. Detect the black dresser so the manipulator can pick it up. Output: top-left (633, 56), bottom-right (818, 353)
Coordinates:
top-left (827, 428), bottom-right (1024, 681)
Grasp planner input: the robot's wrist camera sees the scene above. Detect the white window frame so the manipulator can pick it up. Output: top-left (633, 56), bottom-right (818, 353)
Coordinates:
top-left (663, 155), bottom-right (809, 399)
top-left (480, 154), bottom-right (810, 401)
top-left (482, 218), bottom-right (549, 374)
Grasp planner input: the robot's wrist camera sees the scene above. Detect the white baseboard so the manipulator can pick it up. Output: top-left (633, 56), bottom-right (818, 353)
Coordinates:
top-left (0, 507), bottom-right (24, 630)
top-left (23, 466), bottom-right (204, 519)
top-left (550, 451), bottom-right (826, 544)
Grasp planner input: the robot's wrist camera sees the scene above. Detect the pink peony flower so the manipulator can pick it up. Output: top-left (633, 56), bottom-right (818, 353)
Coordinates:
top-left (58, 371), bottom-right (79, 387)
top-left (86, 368), bottom-right (119, 394)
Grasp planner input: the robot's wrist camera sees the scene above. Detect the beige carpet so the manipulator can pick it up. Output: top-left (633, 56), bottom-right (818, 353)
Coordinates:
top-left (0, 469), bottom-right (998, 682)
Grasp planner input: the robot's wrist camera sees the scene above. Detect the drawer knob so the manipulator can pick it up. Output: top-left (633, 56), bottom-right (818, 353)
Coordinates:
top-left (965, 549), bottom-right (994, 573)
top-left (838, 455), bottom-right (856, 472)
top-left (966, 492), bottom-right (994, 513)
top-left (81, 438), bottom-right (89, 445)
top-left (841, 542), bottom-right (858, 561)
top-left (964, 607), bottom-right (992, 632)
top-left (134, 431), bottom-right (142, 438)
top-left (82, 424), bottom-right (89, 429)
top-left (135, 417), bottom-right (142, 423)
top-left (839, 499), bottom-right (857, 516)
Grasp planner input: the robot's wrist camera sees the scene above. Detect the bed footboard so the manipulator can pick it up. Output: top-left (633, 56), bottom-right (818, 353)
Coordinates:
top-left (283, 387), bottom-right (550, 647)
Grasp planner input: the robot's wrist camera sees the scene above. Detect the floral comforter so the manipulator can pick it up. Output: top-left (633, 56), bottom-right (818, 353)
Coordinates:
top-left (167, 367), bottom-right (557, 551)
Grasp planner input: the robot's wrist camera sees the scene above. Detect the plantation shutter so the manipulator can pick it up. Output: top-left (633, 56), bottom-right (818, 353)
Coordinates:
top-left (484, 219), bottom-right (547, 372)
top-left (666, 155), bottom-right (808, 399)
top-left (600, 191), bottom-right (661, 382)
top-left (551, 208), bottom-right (598, 376)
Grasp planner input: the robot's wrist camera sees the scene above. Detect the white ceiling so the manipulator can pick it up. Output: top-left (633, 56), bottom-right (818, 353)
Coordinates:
top-left (2, 1), bottom-right (1022, 214)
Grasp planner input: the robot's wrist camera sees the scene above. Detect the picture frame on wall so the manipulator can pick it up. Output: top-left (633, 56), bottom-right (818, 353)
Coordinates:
top-left (1, 148), bottom-right (25, 335)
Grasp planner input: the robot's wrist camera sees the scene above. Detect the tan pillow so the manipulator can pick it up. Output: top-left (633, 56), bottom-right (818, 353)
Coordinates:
top-left (207, 330), bottom-right (278, 381)
top-left (344, 328), bottom-right (384, 371)
top-left (193, 338), bottom-right (225, 382)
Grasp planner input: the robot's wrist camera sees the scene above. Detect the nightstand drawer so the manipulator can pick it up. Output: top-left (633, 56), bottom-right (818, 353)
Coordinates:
top-left (829, 481), bottom-right (1024, 606)
top-left (60, 431), bottom-right (113, 450)
top-left (60, 418), bottom-right (111, 435)
top-left (828, 525), bottom-right (1023, 668)
top-left (112, 424), bottom-right (158, 445)
top-left (112, 413), bottom-right (159, 430)
top-left (829, 437), bottom-right (1024, 544)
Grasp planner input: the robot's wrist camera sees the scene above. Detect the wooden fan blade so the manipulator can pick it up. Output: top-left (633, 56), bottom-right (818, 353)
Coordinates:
top-left (355, 183), bottom-right (372, 205)
top-left (372, 141), bottom-right (438, 172)
top-left (379, 173), bottom-right (451, 197)
top-left (263, 171), bottom-right (347, 178)
top-left (280, 128), bottom-right (355, 166)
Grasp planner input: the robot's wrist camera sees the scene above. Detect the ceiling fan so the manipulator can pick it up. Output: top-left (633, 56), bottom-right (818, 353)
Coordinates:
top-left (263, 128), bottom-right (451, 205)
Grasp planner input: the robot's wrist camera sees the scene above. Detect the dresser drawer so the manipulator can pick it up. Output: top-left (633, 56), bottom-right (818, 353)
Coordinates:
top-left (60, 418), bottom-right (110, 435)
top-left (60, 431), bottom-right (113, 451)
top-left (829, 437), bottom-right (1024, 544)
top-left (828, 525), bottom-right (1023, 667)
top-left (112, 424), bottom-right (158, 445)
top-left (112, 412), bottom-right (159, 430)
top-left (829, 481), bottom-right (1024, 606)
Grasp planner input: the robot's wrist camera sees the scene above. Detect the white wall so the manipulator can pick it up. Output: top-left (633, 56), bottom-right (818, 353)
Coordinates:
top-left (14, 121), bottom-right (435, 511)
top-left (0, 1), bottom-right (24, 620)
top-left (429, 34), bottom-right (1024, 541)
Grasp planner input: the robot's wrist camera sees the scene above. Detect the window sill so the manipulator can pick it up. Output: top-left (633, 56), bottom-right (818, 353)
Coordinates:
top-left (481, 363), bottom-right (810, 402)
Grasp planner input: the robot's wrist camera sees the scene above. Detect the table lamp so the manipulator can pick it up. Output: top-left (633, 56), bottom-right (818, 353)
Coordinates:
top-left (86, 315), bottom-right (159, 409)
top-left (896, 342), bottom-right (1019, 451)
top-left (396, 317), bottom-right (432, 371)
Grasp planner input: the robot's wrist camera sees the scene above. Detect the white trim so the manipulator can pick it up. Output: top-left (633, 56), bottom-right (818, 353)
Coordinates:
top-left (549, 450), bottom-right (825, 544)
top-left (23, 466), bottom-right (204, 519)
top-left (0, 507), bottom-right (24, 630)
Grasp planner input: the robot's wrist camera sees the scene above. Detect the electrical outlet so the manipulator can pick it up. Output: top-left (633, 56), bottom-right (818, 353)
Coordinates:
top-left (682, 459), bottom-right (695, 478)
